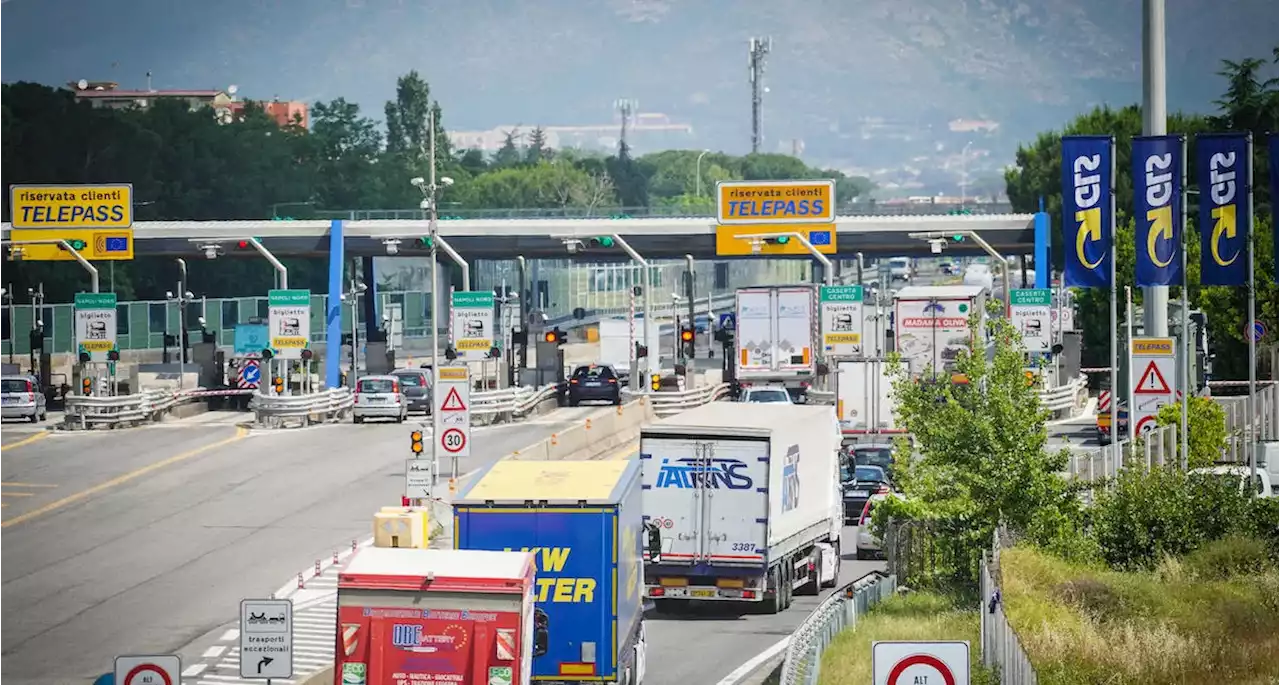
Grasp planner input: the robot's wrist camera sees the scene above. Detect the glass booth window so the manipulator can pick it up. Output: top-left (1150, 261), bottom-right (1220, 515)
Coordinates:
top-left (148, 303), bottom-right (167, 332)
top-left (222, 300), bottom-right (239, 327)
top-left (116, 305), bottom-right (130, 335)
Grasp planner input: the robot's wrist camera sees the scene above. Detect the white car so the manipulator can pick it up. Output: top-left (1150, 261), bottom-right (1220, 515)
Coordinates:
top-left (888, 257), bottom-right (913, 282)
top-left (962, 264), bottom-right (994, 290)
top-left (1188, 465), bottom-right (1274, 498)
top-left (855, 493), bottom-right (896, 560)
top-left (739, 386), bottom-right (793, 404)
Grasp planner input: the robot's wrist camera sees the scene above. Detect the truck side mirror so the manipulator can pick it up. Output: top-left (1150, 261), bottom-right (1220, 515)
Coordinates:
top-left (645, 523), bottom-right (662, 563)
top-left (533, 608), bottom-right (549, 657)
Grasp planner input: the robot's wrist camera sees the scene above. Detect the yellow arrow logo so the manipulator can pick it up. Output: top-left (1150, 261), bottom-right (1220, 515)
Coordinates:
top-left (1145, 205), bottom-right (1174, 268)
top-left (1210, 204), bottom-right (1240, 267)
top-left (1074, 207), bottom-right (1104, 270)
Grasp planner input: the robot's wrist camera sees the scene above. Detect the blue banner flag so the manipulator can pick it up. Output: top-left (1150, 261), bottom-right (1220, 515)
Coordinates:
top-left (1132, 136), bottom-right (1184, 286)
top-left (1196, 133), bottom-right (1252, 286)
top-left (1061, 136), bottom-right (1114, 288)
top-left (1271, 134), bottom-right (1278, 284)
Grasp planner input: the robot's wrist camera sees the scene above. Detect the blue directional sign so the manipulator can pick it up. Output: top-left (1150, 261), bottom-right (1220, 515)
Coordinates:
top-left (719, 312), bottom-right (736, 331)
top-left (93, 674), bottom-right (114, 685)
top-left (1247, 320), bottom-right (1267, 343)
top-left (241, 362), bottom-right (261, 385)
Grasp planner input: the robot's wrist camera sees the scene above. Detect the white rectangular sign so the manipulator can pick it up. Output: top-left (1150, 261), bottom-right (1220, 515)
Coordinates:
top-left (1131, 337), bottom-right (1178, 436)
top-left (451, 291), bottom-right (495, 361)
top-left (406, 458), bottom-right (433, 499)
top-left (240, 599), bottom-right (293, 679)
top-left (1009, 289), bottom-right (1053, 352)
top-left (75, 292), bottom-right (118, 362)
top-left (820, 285), bottom-right (865, 357)
top-left (893, 297), bottom-right (975, 374)
top-left (268, 289), bottom-right (311, 360)
top-left (873, 641), bottom-right (970, 685)
top-left (433, 365), bottom-right (471, 458)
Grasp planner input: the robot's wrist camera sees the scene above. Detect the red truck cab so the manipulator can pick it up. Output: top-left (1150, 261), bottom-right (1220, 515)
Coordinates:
top-left (335, 547), bottom-right (538, 685)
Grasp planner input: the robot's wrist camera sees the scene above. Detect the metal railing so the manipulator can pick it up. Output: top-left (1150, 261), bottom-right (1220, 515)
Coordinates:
top-left (981, 530), bottom-right (1038, 684)
top-left (637, 382), bottom-right (732, 417)
top-left (64, 389), bottom-right (182, 429)
top-left (1064, 423), bottom-right (1180, 484)
top-left (471, 384), bottom-right (559, 420)
top-left (249, 388), bottom-right (354, 428)
top-left (804, 373), bottom-right (1088, 418)
top-left (778, 571), bottom-right (898, 685)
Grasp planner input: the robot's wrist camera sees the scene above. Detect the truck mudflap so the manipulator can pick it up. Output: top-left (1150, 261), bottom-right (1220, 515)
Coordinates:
top-left (337, 607), bottom-right (526, 685)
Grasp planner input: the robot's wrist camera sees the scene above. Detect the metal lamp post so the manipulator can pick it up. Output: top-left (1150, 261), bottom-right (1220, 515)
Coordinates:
top-left (907, 230), bottom-right (1010, 310)
top-left (3, 240), bottom-right (100, 292)
top-left (735, 232), bottom-right (834, 286)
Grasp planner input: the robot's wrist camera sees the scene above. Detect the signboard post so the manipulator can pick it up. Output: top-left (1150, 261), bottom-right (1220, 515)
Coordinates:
top-left (406, 458), bottom-right (433, 499)
top-left (75, 292), bottom-right (118, 363)
top-left (820, 285), bottom-right (865, 357)
top-left (433, 366), bottom-right (471, 460)
top-left (1009, 288), bottom-right (1053, 353)
top-left (267, 290), bottom-right (311, 359)
top-left (240, 599), bottom-right (293, 679)
top-left (450, 291), bottom-right (495, 361)
top-left (114, 655), bottom-right (181, 685)
top-left (1131, 337), bottom-right (1178, 436)
top-left (873, 641), bottom-right (970, 685)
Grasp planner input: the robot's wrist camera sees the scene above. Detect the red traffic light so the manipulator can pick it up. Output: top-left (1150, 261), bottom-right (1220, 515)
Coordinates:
top-left (236, 240), bottom-right (250, 250)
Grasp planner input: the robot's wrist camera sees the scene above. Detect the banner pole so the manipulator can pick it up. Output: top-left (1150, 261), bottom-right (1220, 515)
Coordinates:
top-left (1110, 137), bottom-right (1121, 476)
top-left (1179, 135), bottom-right (1190, 469)
top-left (1247, 134), bottom-right (1258, 483)
top-left (1126, 285), bottom-right (1135, 446)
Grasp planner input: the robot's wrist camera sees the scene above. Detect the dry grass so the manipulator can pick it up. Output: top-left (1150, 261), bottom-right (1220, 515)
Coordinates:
top-left (817, 591), bottom-right (996, 685)
top-left (1001, 545), bottom-right (1280, 684)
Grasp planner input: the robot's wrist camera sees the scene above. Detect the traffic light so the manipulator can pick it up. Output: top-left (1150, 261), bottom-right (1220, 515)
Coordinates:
top-left (410, 430), bottom-right (424, 455)
top-left (543, 328), bottom-right (566, 345)
top-left (235, 238), bottom-right (263, 251)
top-left (650, 374), bottom-right (661, 391)
top-left (78, 351), bottom-right (91, 364)
top-left (589, 236), bottom-right (615, 248)
top-left (680, 327), bottom-right (695, 357)
top-left (489, 347), bottom-right (501, 359)
top-left (417, 236), bottom-right (434, 249)
top-left (444, 345), bottom-right (458, 361)
top-left (261, 348), bottom-right (275, 360)
top-left (301, 348), bottom-right (314, 361)
top-left (81, 377), bottom-right (92, 396)
top-left (635, 343), bottom-right (648, 359)
top-left (512, 328), bottom-right (528, 345)
top-left (951, 234), bottom-right (965, 242)
top-left (59, 239), bottom-right (88, 251)
top-left (107, 349), bottom-right (120, 362)
top-left (273, 376), bottom-right (285, 394)
top-left (762, 236), bottom-right (790, 245)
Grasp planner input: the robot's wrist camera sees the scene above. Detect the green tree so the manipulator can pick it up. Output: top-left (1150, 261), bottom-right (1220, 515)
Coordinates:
top-left (492, 131), bottom-right (522, 169)
top-left (1155, 396), bottom-right (1228, 469)
top-left (525, 127), bottom-right (550, 165)
top-left (310, 98), bottom-right (383, 210)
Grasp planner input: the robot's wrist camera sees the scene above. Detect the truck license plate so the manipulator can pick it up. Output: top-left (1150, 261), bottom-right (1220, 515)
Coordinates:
top-left (690, 589), bottom-right (716, 598)
top-left (852, 490), bottom-right (869, 498)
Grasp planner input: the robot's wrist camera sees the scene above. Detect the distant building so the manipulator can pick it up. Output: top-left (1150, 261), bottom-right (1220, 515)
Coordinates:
top-left (66, 80), bottom-right (308, 128)
top-left (449, 112), bottom-right (695, 153)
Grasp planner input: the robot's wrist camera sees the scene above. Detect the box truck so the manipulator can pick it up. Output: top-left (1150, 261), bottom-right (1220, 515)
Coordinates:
top-left (598, 318), bottom-right (659, 378)
top-left (454, 460), bottom-right (647, 685)
top-left (835, 359), bottom-right (904, 436)
top-left (735, 286), bottom-right (817, 392)
top-left (334, 547), bottom-right (538, 685)
top-left (893, 285), bottom-right (987, 375)
top-left (639, 402), bottom-right (843, 613)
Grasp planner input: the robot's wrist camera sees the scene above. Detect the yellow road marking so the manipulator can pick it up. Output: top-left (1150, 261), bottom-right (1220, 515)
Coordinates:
top-left (2, 492), bottom-right (34, 497)
top-left (1, 482), bottom-right (58, 488)
top-left (2, 426), bottom-right (248, 528)
top-left (1, 432), bottom-right (51, 451)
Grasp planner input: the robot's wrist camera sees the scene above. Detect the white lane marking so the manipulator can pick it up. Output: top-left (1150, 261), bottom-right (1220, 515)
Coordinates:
top-left (714, 636), bottom-right (790, 685)
top-left (219, 628), bottom-right (239, 642)
top-left (201, 645), bottom-right (227, 659)
top-left (182, 663), bottom-right (208, 677)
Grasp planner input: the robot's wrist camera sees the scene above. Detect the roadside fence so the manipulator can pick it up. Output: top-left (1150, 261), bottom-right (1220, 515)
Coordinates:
top-left (635, 382), bottom-right (732, 417)
top-left (883, 519), bottom-right (983, 591)
top-left (980, 528), bottom-right (1039, 684)
top-left (778, 571), bottom-right (898, 685)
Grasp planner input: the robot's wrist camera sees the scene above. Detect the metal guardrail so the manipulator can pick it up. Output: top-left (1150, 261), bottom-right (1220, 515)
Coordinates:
top-left (778, 571), bottom-right (898, 685)
top-left (981, 530), bottom-right (1038, 684)
top-left (804, 374), bottom-right (1088, 416)
top-left (64, 389), bottom-right (180, 429)
top-left (471, 384), bottom-right (559, 419)
top-left (636, 382), bottom-right (732, 417)
top-left (250, 388), bottom-right (354, 428)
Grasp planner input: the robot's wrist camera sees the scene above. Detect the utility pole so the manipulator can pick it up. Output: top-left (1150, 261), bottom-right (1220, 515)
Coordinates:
top-left (748, 37), bottom-right (772, 154)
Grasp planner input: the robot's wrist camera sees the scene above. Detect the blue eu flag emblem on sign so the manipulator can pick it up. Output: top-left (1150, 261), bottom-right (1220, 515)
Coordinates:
top-left (103, 237), bottom-right (129, 252)
top-left (808, 230), bottom-right (832, 246)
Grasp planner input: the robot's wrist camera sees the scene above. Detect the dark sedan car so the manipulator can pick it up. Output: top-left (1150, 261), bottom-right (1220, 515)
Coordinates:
top-left (841, 464), bottom-right (892, 523)
top-left (567, 364), bottom-right (622, 407)
top-left (390, 368), bottom-right (432, 413)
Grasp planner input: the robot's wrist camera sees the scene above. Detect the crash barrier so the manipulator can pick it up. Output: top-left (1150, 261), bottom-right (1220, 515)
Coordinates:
top-left (63, 389), bottom-right (182, 429)
top-left (507, 399), bottom-right (657, 462)
top-left (470, 384), bottom-right (561, 423)
top-left (981, 529), bottom-right (1039, 684)
top-left (776, 571), bottom-right (898, 685)
top-left (805, 373), bottom-right (1088, 417)
top-left (638, 382), bottom-right (733, 418)
top-left (250, 387), bottom-right (355, 428)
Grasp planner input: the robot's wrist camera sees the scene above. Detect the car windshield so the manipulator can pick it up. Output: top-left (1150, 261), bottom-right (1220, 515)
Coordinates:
top-left (854, 448), bottom-right (893, 469)
top-left (854, 466), bottom-right (885, 483)
top-left (573, 366), bottom-right (615, 380)
top-left (2, 379), bottom-right (32, 393)
top-left (393, 373), bottom-right (426, 387)
top-left (746, 389), bottom-right (790, 403)
top-left (358, 378), bottom-right (397, 393)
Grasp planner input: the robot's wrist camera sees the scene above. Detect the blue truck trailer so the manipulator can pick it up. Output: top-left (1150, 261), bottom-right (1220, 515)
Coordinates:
top-left (454, 459), bottom-right (648, 685)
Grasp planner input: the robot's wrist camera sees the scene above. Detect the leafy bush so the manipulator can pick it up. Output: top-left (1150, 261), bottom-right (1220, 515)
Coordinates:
top-left (1183, 535), bottom-right (1275, 580)
top-left (1156, 396), bottom-right (1228, 468)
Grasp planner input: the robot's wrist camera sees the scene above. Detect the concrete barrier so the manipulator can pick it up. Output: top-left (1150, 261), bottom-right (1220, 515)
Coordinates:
top-left (507, 399), bottom-right (654, 462)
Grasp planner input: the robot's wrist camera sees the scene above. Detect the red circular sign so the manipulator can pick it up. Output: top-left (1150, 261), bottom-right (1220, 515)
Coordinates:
top-left (886, 654), bottom-right (956, 685)
top-left (1134, 414), bottom-right (1157, 435)
top-left (124, 664), bottom-right (174, 685)
top-left (440, 428), bottom-right (467, 453)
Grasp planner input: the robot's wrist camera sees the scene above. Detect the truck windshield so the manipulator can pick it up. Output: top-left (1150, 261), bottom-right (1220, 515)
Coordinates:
top-left (745, 389), bottom-right (790, 403)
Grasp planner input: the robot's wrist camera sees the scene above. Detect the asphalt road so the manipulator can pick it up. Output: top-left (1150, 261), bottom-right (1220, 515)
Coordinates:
top-left (644, 531), bottom-right (885, 685)
top-left (0, 407), bottom-right (597, 685)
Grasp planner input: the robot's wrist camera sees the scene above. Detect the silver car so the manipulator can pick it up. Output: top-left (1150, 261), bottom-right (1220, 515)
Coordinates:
top-left (2, 375), bottom-right (47, 422)
top-left (352, 375), bottom-right (408, 424)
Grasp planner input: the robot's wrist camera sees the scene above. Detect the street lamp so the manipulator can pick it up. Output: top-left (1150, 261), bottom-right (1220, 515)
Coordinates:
top-left (735, 232), bottom-right (834, 285)
top-left (2, 239), bottom-right (100, 292)
top-left (188, 237), bottom-right (287, 289)
top-left (695, 149), bottom-right (711, 198)
top-left (908, 229), bottom-right (1011, 311)
top-left (166, 289), bottom-right (196, 388)
top-left (342, 279), bottom-right (368, 385)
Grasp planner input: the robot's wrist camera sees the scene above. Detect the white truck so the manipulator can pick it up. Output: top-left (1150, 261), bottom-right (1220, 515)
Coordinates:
top-left (893, 284), bottom-right (988, 375)
top-left (599, 317), bottom-right (660, 378)
top-left (735, 285), bottom-right (818, 393)
top-left (835, 358), bottom-right (904, 437)
top-left (639, 402), bottom-right (844, 614)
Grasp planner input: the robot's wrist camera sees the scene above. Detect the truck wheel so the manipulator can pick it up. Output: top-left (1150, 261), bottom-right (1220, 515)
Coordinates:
top-left (780, 564), bottom-right (793, 610)
top-left (797, 553), bottom-right (820, 596)
top-left (822, 544), bottom-right (841, 589)
top-left (768, 567), bottom-right (785, 614)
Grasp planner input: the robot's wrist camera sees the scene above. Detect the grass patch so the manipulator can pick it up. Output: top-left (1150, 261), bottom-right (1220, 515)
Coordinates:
top-left (1001, 544), bottom-right (1279, 684)
top-left (818, 591), bottom-right (996, 685)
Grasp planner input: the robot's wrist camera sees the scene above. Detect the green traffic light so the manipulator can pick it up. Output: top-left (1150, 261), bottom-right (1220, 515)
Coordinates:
top-left (418, 236), bottom-right (433, 248)
top-left (595, 236), bottom-right (615, 248)
top-left (951, 234), bottom-right (964, 242)
top-left (775, 236), bottom-right (790, 244)
top-left (69, 239), bottom-right (86, 250)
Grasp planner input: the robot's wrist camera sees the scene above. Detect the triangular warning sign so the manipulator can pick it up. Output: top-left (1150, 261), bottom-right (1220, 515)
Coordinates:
top-left (1134, 361), bottom-right (1172, 395)
top-left (439, 386), bottom-right (467, 411)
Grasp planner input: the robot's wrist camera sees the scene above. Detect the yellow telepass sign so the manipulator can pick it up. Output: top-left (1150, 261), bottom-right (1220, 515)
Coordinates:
top-left (1131, 337), bottom-right (1175, 356)
top-left (715, 224), bottom-right (838, 257)
top-left (9, 184), bottom-right (134, 229)
top-left (8, 228), bottom-right (134, 261)
top-left (716, 179), bottom-right (836, 225)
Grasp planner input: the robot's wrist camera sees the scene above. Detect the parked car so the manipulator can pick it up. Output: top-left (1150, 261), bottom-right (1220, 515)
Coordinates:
top-left (1, 375), bottom-right (47, 422)
top-left (567, 364), bottom-right (622, 406)
top-left (1189, 465), bottom-right (1275, 498)
top-left (841, 464), bottom-right (892, 523)
top-left (739, 385), bottom-right (793, 404)
top-left (390, 368), bottom-right (432, 414)
top-left (855, 494), bottom-right (894, 560)
top-left (352, 375), bottom-right (407, 424)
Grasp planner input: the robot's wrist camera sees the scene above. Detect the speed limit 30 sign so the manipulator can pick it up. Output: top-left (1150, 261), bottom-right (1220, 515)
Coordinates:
top-left (433, 366), bottom-right (471, 458)
top-left (440, 427), bottom-right (467, 454)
